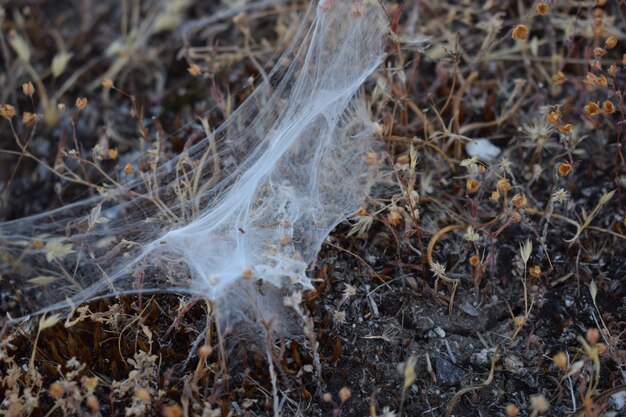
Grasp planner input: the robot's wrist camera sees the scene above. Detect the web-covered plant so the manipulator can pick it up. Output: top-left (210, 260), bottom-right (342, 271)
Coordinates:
top-left (0, 0), bottom-right (388, 321)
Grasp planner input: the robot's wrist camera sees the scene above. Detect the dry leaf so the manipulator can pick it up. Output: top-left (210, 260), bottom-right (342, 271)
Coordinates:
top-left (39, 314), bottom-right (61, 330)
top-left (51, 51), bottom-right (73, 78)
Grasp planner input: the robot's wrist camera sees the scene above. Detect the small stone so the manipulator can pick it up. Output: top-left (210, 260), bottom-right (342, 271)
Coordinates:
top-left (435, 357), bottom-right (464, 386)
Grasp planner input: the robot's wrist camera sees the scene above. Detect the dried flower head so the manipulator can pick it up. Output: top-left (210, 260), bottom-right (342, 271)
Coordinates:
top-left (522, 116), bottom-right (554, 151)
top-left (557, 162), bottom-right (572, 177)
top-left (75, 97), bottom-right (88, 110)
top-left (536, 2), bottom-right (549, 15)
top-left (529, 265), bottom-right (541, 277)
top-left (466, 178), bottom-right (480, 194)
top-left (187, 64), bottom-right (201, 76)
top-left (529, 394), bottom-right (550, 414)
top-left (593, 47), bottom-right (607, 58)
top-left (0, 103), bottom-right (16, 119)
top-left (464, 225), bottom-right (480, 242)
top-left (551, 71), bottom-right (566, 85)
top-left (585, 71), bottom-right (598, 84)
top-left (511, 194), bottom-right (527, 208)
top-left (512, 24), bottom-right (529, 40)
top-left (430, 261), bottom-right (447, 279)
top-left (586, 328), bottom-right (600, 345)
top-left (102, 78), bottom-right (114, 89)
top-left (547, 109), bottom-right (560, 124)
top-left (552, 352), bottom-right (567, 369)
top-left (496, 178), bottom-right (512, 192)
top-left (584, 101), bottom-right (600, 117)
top-left (22, 111), bottom-right (37, 125)
top-left (552, 188), bottom-right (568, 203)
top-left (387, 207), bottom-right (403, 226)
top-left (601, 100), bottom-right (615, 115)
top-left (338, 387), bottom-right (351, 403)
top-left (605, 36), bottom-right (617, 49)
top-left (123, 163), bottom-right (134, 175)
top-left (22, 81), bottom-right (35, 97)
top-left (559, 124), bottom-right (573, 134)
top-left (505, 404), bottom-right (520, 417)
top-left (469, 255), bottom-right (480, 266)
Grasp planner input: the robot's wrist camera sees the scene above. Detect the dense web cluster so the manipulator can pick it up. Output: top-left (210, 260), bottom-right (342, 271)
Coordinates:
top-left (0, 0), bottom-right (388, 321)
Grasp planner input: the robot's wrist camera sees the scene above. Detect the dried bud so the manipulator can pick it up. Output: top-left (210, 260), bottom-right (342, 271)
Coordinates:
top-left (198, 345), bottom-right (212, 358)
top-left (511, 24), bottom-right (529, 40)
top-left (22, 111), bottom-right (37, 125)
top-left (338, 387), bottom-right (351, 403)
top-left (551, 71), bottom-right (566, 85)
top-left (552, 352), bottom-right (567, 369)
top-left (101, 78), bottom-right (114, 89)
top-left (387, 208), bottom-right (403, 226)
top-left (586, 328), bottom-right (600, 345)
top-left (242, 267), bottom-right (253, 280)
top-left (547, 110), bottom-right (560, 124)
top-left (49, 382), bottom-right (64, 399)
top-left (135, 388), bottom-right (150, 404)
top-left (75, 97), bottom-right (88, 110)
top-left (605, 36), bottom-right (617, 49)
top-left (584, 101), bottom-right (600, 117)
top-left (505, 404), bottom-right (520, 417)
top-left (22, 81), bottom-right (35, 97)
top-left (466, 178), bottom-right (480, 194)
top-left (601, 100), bottom-right (615, 115)
top-left (123, 163), bottom-right (134, 175)
top-left (469, 255), bottom-right (480, 266)
top-left (529, 265), bottom-right (541, 277)
top-left (107, 148), bottom-right (119, 159)
top-left (557, 162), bottom-right (572, 177)
top-left (536, 2), bottom-right (549, 15)
top-left (0, 103), bottom-right (16, 119)
top-left (597, 75), bottom-right (608, 88)
top-left (496, 178), bottom-right (512, 192)
top-left (490, 190), bottom-right (500, 202)
top-left (559, 124), bottom-right (573, 134)
top-left (584, 72), bottom-right (598, 88)
top-left (187, 64), bottom-right (201, 76)
top-left (511, 194), bottom-right (527, 208)
top-left (162, 405), bottom-right (183, 417)
top-left (530, 394), bottom-right (550, 414)
top-left (593, 47), bottom-right (607, 58)
top-left (86, 395), bottom-right (99, 412)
